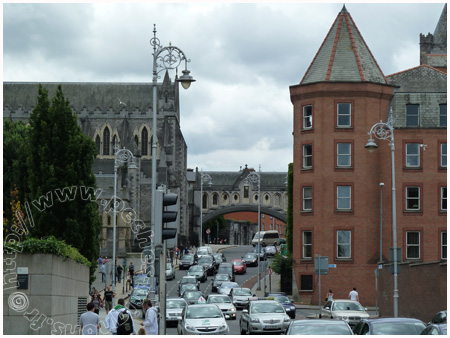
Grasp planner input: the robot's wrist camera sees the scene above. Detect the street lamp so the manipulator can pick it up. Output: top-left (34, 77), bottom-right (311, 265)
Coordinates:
top-left (149, 24), bottom-right (195, 300)
top-left (200, 171), bottom-right (212, 246)
top-left (365, 113), bottom-right (399, 317)
top-left (245, 165), bottom-right (261, 290)
top-left (112, 142), bottom-right (136, 306)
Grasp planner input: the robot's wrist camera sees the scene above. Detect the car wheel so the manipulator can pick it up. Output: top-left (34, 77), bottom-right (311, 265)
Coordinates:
top-left (240, 322), bottom-right (246, 335)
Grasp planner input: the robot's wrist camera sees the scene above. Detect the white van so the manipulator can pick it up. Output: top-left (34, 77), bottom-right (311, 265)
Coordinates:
top-left (251, 230), bottom-right (280, 247)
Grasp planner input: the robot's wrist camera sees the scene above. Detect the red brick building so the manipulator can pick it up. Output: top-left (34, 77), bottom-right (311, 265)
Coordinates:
top-left (290, 5), bottom-right (446, 307)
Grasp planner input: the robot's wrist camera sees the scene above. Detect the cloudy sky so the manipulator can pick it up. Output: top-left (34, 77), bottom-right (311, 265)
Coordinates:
top-left (3, 2), bottom-right (446, 172)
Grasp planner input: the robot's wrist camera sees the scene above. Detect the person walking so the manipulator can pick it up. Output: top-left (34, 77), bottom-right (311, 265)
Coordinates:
top-left (117, 264), bottom-right (123, 283)
top-left (128, 262), bottom-right (135, 286)
top-left (101, 263), bottom-right (106, 283)
top-left (102, 285), bottom-right (116, 315)
top-left (326, 289), bottom-right (334, 301)
top-left (348, 287), bottom-right (359, 302)
top-left (104, 298), bottom-right (137, 335)
top-left (79, 302), bottom-right (101, 335)
top-left (91, 293), bottom-right (102, 315)
top-left (141, 299), bottom-right (158, 335)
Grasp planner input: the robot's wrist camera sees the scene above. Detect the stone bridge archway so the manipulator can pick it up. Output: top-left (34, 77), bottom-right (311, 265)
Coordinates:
top-left (202, 204), bottom-right (287, 224)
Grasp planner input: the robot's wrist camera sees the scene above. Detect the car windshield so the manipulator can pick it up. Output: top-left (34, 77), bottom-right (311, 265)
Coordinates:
top-left (186, 306), bottom-right (222, 319)
top-left (184, 291), bottom-right (202, 299)
top-left (253, 247), bottom-right (263, 253)
top-left (266, 247), bottom-right (275, 251)
top-left (132, 289), bottom-right (148, 296)
top-left (290, 322), bottom-right (352, 335)
top-left (189, 266), bottom-right (203, 272)
top-left (220, 282), bottom-right (238, 289)
top-left (198, 257), bottom-right (212, 264)
top-left (332, 302), bottom-right (364, 311)
top-left (215, 275), bottom-right (230, 281)
top-left (232, 261), bottom-right (244, 266)
top-left (244, 254), bottom-right (256, 259)
top-left (252, 303), bottom-right (285, 314)
top-left (197, 249), bottom-right (208, 255)
top-left (181, 277), bottom-right (196, 284)
top-left (134, 276), bottom-right (151, 285)
top-left (166, 263), bottom-right (172, 269)
top-left (181, 284), bottom-right (197, 291)
top-left (167, 300), bottom-right (187, 309)
top-left (207, 296), bottom-right (231, 304)
top-left (274, 296), bottom-right (290, 304)
top-left (233, 289), bottom-right (251, 296)
top-left (213, 255), bottom-right (223, 262)
top-left (181, 255), bottom-right (193, 261)
top-left (372, 322), bottom-right (426, 335)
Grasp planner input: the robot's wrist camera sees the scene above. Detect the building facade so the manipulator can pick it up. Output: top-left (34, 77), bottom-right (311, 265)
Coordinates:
top-left (3, 72), bottom-right (189, 256)
top-left (290, 5), bottom-right (446, 308)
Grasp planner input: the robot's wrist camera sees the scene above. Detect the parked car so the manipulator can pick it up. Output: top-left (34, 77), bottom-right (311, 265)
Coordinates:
top-left (231, 259), bottom-right (247, 274)
top-left (211, 273), bottom-right (231, 292)
top-left (213, 253), bottom-right (226, 264)
top-left (197, 255), bottom-right (217, 276)
top-left (267, 294), bottom-right (296, 319)
top-left (165, 298), bottom-right (188, 327)
top-left (179, 254), bottom-right (197, 270)
top-left (182, 290), bottom-right (206, 305)
top-left (187, 265), bottom-right (207, 283)
top-left (165, 262), bottom-right (176, 280)
top-left (217, 281), bottom-right (239, 296)
top-left (207, 294), bottom-right (237, 320)
top-left (352, 318), bottom-right (426, 335)
top-left (252, 246), bottom-right (267, 261)
top-left (230, 287), bottom-right (254, 309)
top-left (242, 253), bottom-right (258, 267)
top-left (321, 299), bottom-right (369, 328)
top-left (128, 288), bottom-right (148, 309)
top-left (240, 299), bottom-right (291, 335)
top-left (196, 246), bottom-right (213, 257)
top-left (177, 304), bottom-right (229, 335)
top-left (179, 283), bottom-right (199, 297)
top-left (429, 311), bottom-right (447, 324)
top-left (217, 262), bottom-right (235, 281)
top-left (286, 319), bottom-right (353, 335)
top-left (264, 245), bottom-right (277, 257)
top-left (421, 323), bottom-right (447, 335)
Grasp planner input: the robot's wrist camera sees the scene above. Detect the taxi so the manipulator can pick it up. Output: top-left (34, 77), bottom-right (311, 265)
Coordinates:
top-left (177, 304), bottom-right (229, 335)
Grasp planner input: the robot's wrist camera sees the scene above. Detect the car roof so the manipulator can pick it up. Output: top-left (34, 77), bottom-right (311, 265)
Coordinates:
top-left (231, 259), bottom-right (243, 262)
top-left (291, 319), bottom-right (349, 325)
top-left (364, 317), bottom-right (424, 323)
top-left (232, 287), bottom-right (250, 291)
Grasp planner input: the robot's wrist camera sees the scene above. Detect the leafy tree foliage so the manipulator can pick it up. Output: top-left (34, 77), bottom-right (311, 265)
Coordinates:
top-left (27, 85), bottom-right (101, 281)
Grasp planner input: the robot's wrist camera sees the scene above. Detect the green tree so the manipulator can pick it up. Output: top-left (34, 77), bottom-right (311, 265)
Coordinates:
top-left (27, 84), bottom-right (101, 281)
top-left (286, 163), bottom-right (293, 254)
top-left (204, 215), bottom-right (226, 242)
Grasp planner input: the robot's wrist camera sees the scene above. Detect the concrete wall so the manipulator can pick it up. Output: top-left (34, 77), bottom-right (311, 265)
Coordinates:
top-left (378, 260), bottom-right (447, 322)
top-left (3, 253), bottom-right (89, 335)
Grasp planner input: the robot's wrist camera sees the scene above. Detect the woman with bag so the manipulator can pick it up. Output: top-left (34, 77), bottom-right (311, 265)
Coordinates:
top-left (326, 289), bottom-right (334, 302)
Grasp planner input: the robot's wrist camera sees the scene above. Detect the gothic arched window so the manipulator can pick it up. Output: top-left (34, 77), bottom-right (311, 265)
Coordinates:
top-left (212, 193), bottom-right (218, 206)
top-left (141, 127), bottom-right (148, 156)
top-left (103, 127), bottom-right (110, 155)
top-left (202, 193), bottom-right (208, 209)
top-left (95, 135), bottom-right (101, 155)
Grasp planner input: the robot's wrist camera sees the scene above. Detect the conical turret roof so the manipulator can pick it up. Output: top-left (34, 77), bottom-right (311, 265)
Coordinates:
top-left (300, 5), bottom-right (388, 85)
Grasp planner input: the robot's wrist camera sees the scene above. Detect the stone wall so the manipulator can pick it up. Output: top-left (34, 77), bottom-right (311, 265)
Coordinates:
top-left (3, 253), bottom-right (89, 335)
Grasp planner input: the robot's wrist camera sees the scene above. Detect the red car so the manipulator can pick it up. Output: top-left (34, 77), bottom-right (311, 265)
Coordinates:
top-left (231, 259), bottom-right (247, 274)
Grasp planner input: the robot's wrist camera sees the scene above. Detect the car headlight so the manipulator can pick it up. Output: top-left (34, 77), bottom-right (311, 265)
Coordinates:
top-left (284, 317), bottom-right (290, 322)
top-left (337, 316), bottom-right (348, 321)
top-left (185, 323), bottom-right (196, 331)
top-left (218, 323), bottom-right (227, 331)
top-left (230, 308), bottom-right (236, 312)
top-left (250, 318), bottom-right (260, 323)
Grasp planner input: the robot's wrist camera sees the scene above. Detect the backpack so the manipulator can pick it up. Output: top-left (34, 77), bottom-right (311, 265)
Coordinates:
top-left (117, 309), bottom-right (133, 335)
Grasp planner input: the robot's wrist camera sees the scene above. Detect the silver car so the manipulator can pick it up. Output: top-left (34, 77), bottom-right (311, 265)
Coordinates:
top-left (240, 300), bottom-right (290, 335)
top-left (207, 294), bottom-right (237, 320)
top-left (166, 298), bottom-right (188, 327)
top-left (166, 263), bottom-right (176, 280)
top-left (177, 304), bottom-right (229, 335)
top-left (217, 282), bottom-right (239, 296)
top-left (321, 299), bottom-right (370, 328)
top-left (230, 287), bottom-right (254, 309)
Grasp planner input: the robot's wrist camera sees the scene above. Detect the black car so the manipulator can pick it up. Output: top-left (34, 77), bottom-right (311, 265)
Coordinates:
top-left (429, 311), bottom-right (447, 325)
top-left (187, 265), bottom-right (207, 283)
top-left (182, 290), bottom-right (205, 305)
top-left (352, 318), bottom-right (426, 335)
top-left (421, 323), bottom-right (447, 335)
top-left (217, 263), bottom-right (235, 282)
top-left (213, 253), bottom-right (226, 264)
top-left (242, 253), bottom-right (258, 267)
top-left (211, 273), bottom-right (231, 292)
top-left (128, 288), bottom-right (148, 309)
top-left (197, 255), bottom-right (217, 276)
top-left (267, 294), bottom-right (296, 319)
top-left (252, 246), bottom-right (267, 261)
top-left (179, 254), bottom-right (198, 270)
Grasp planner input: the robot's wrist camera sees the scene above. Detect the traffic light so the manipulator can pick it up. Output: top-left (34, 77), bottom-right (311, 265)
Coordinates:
top-left (162, 192), bottom-right (178, 240)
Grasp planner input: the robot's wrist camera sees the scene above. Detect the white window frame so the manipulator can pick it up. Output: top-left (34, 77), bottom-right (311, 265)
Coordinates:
top-left (303, 105), bottom-right (312, 129)
top-left (303, 144), bottom-right (312, 169)
top-left (441, 187), bottom-right (447, 211)
top-left (442, 232), bottom-right (447, 260)
top-left (302, 187), bottom-right (312, 211)
top-left (302, 231), bottom-right (312, 258)
top-left (337, 143), bottom-right (351, 167)
top-left (405, 186), bottom-right (420, 210)
top-left (337, 186), bottom-right (351, 210)
top-left (337, 230), bottom-right (351, 258)
top-left (405, 143), bottom-right (420, 167)
top-left (406, 231), bottom-right (420, 259)
top-left (441, 143), bottom-right (447, 168)
top-left (337, 103), bottom-right (351, 127)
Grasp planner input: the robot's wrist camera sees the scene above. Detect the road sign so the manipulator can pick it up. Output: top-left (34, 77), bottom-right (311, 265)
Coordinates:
top-left (315, 256), bottom-right (328, 275)
top-left (206, 228), bottom-right (211, 234)
top-left (328, 264), bottom-right (336, 268)
top-left (268, 267), bottom-right (273, 275)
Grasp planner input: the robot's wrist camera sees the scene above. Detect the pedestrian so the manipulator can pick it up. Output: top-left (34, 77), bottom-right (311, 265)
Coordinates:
top-left (79, 302), bottom-right (101, 335)
top-left (137, 328), bottom-right (146, 335)
top-left (128, 262), bottom-right (135, 286)
top-left (184, 247), bottom-right (188, 254)
top-left (91, 293), bottom-right (102, 315)
top-left (348, 287), bottom-right (359, 302)
top-left (102, 285), bottom-right (116, 315)
top-left (101, 263), bottom-right (106, 283)
top-left (90, 287), bottom-right (97, 298)
top-left (104, 298), bottom-right (137, 335)
top-left (141, 299), bottom-right (158, 335)
top-left (117, 264), bottom-right (123, 283)
top-left (326, 289), bottom-right (334, 301)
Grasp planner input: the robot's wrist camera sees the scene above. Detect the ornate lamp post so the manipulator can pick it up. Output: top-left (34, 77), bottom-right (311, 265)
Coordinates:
top-left (149, 25), bottom-right (195, 301)
top-left (245, 165), bottom-right (261, 290)
top-left (112, 142), bottom-right (135, 305)
top-left (365, 114), bottom-right (398, 317)
top-left (200, 171), bottom-right (212, 246)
